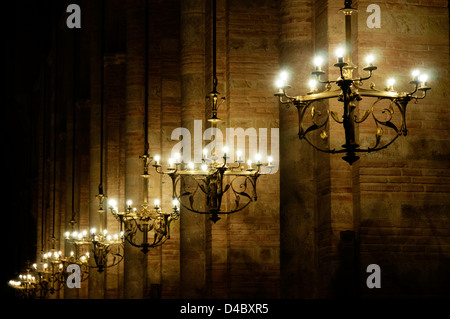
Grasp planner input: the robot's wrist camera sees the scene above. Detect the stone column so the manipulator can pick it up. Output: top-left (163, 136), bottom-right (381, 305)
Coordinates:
top-left (88, 0), bottom-right (105, 299)
top-left (278, 0), bottom-right (318, 298)
top-left (180, 0), bottom-right (209, 298)
top-left (124, 0), bottom-right (147, 299)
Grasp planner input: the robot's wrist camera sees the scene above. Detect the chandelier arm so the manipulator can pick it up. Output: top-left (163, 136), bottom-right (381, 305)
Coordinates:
top-left (408, 81), bottom-right (420, 96)
top-left (297, 101), bottom-right (331, 140)
top-left (354, 69), bottom-right (375, 83)
top-left (302, 134), bottom-right (340, 154)
top-left (393, 98), bottom-right (410, 136)
top-left (411, 89), bottom-right (428, 101)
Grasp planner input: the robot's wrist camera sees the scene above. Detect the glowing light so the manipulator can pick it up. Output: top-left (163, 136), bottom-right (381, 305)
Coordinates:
top-left (365, 54), bottom-right (375, 65)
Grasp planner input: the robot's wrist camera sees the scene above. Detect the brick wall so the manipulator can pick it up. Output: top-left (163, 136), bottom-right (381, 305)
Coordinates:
top-left (22, 0), bottom-right (449, 299)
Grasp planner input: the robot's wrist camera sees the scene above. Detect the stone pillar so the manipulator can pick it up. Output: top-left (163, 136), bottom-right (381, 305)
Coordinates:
top-left (88, 0), bottom-right (106, 299)
top-left (279, 0), bottom-right (318, 298)
top-left (124, 0), bottom-right (147, 299)
top-left (180, 0), bottom-right (209, 298)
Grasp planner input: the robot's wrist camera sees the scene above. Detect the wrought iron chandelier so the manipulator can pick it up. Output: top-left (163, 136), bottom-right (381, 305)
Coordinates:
top-left (107, 184), bottom-right (180, 254)
top-left (32, 247), bottom-right (66, 296)
top-left (8, 262), bottom-right (38, 299)
top-left (274, 0), bottom-right (431, 165)
top-left (105, 0), bottom-right (179, 254)
top-left (152, 0), bottom-right (271, 223)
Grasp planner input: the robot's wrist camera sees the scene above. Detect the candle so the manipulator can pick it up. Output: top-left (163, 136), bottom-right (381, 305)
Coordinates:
top-left (314, 56), bottom-right (324, 71)
top-left (268, 156), bottom-right (273, 167)
top-left (223, 146), bottom-right (229, 157)
top-left (275, 70), bottom-right (289, 89)
top-left (236, 150), bottom-right (242, 162)
top-left (154, 199), bottom-right (160, 208)
top-left (255, 154), bottom-right (261, 164)
top-left (335, 47), bottom-right (345, 63)
top-left (387, 78), bottom-right (395, 91)
top-left (419, 74), bottom-right (428, 87)
top-left (153, 155), bottom-right (160, 165)
top-left (365, 54), bottom-right (374, 66)
top-left (174, 153), bottom-right (181, 164)
top-left (308, 78), bottom-right (318, 92)
top-left (168, 158), bottom-right (175, 168)
top-left (247, 159), bottom-right (252, 169)
top-left (411, 69), bottom-right (420, 82)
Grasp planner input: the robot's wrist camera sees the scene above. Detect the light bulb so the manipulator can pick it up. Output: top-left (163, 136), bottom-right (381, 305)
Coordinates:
top-left (387, 78), bottom-right (395, 91)
top-left (154, 155), bottom-right (160, 163)
top-left (172, 199), bottom-right (179, 207)
top-left (268, 156), bottom-right (273, 165)
top-left (255, 154), bottom-right (261, 162)
top-left (201, 163), bottom-right (208, 171)
top-left (188, 162), bottom-right (194, 169)
top-left (247, 159), bottom-right (253, 168)
top-left (275, 78), bottom-right (285, 89)
top-left (412, 69), bottom-right (421, 77)
top-left (236, 150), bottom-right (243, 161)
top-left (168, 158), bottom-right (175, 166)
top-left (419, 74), bottom-right (428, 83)
top-left (365, 54), bottom-right (375, 65)
top-left (308, 78), bottom-right (318, 92)
top-left (335, 47), bottom-right (345, 62)
top-left (90, 227), bottom-right (96, 234)
top-left (127, 199), bottom-right (132, 207)
top-left (154, 199), bottom-right (160, 207)
top-left (203, 148), bottom-right (208, 157)
top-left (65, 231), bottom-right (70, 238)
top-left (109, 199), bottom-right (117, 207)
top-left (314, 56), bottom-right (324, 67)
top-left (275, 70), bottom-right (289, 88)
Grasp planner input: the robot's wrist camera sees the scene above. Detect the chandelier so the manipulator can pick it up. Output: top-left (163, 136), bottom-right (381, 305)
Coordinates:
top-left (152, 0), bottom-right (271, 223)
top-left (64, 206), bottom-right (124, 274)
top-left (274, 0), bottom-right (430, 165)
top-left (8, 262), bottom-right (38, 299)
top-left (32, 247), bottom-right (66, 296)
top-left (107, 178), bottom-right (180, 254)
top-left (104, 0), bottom-right (179, 254)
